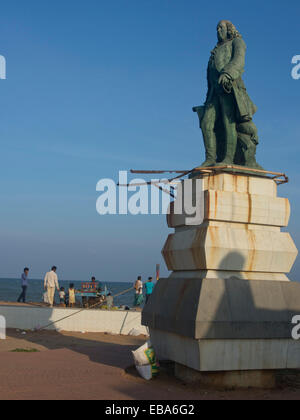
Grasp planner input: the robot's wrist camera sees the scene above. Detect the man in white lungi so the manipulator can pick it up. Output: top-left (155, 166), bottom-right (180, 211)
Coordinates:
top-left (44, 266), bottom-right (60, 308)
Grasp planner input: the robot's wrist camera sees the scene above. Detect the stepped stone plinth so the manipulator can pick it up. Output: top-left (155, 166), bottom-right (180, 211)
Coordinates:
top-left (142, 171), bottom-right (300, 387)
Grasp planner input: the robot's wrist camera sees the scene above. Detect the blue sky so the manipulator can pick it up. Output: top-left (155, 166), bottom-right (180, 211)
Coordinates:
top-left (0, 0), bottom-right (299, 282)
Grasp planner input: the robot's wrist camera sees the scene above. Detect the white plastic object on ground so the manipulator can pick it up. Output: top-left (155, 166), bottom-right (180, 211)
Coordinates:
top-left (132, 341), bottom-right (152, 366)
top-left (132, 341), bottom-right (159, 381)
top-left (136, 365), bottom-right (152, 381)
top-left (128, 328), bottom-right (141, 337)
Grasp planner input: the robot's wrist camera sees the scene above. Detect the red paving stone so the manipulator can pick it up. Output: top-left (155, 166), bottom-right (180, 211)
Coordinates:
top-left (1, 331), bottom-right (300, 400)
top-left (0, 347), bottom-right (193, 400)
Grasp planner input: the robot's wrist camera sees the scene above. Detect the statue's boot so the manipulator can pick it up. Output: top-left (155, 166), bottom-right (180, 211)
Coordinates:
top-left (216, 137), bottom-right (237, 166)
top-left (199, 136), bottom-right (216, 168)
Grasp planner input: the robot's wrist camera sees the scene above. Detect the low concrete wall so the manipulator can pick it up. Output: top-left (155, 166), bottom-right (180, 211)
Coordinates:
top-left (0, 305), bottom-right (148, 335)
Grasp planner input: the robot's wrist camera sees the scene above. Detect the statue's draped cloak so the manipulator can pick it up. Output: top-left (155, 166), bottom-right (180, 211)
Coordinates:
top-left (206, 37), bottom-right (257, 122)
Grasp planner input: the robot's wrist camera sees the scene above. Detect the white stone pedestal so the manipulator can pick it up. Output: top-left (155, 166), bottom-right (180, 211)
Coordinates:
top-left (142, 171), bottom-right (300, 386)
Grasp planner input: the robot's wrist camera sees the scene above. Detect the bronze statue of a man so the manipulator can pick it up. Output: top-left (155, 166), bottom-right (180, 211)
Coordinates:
top-left (196, 20), bottom-right (261, 168)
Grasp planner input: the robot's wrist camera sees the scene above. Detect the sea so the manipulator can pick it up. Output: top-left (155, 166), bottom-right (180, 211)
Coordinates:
top-left (0, 278), bottom-right (136, 308)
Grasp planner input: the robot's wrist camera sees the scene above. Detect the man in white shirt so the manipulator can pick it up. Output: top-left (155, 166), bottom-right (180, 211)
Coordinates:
top-left (133, 276), bottom-right (144, 307)
top-left (44, 266), bottom-right (59, 308)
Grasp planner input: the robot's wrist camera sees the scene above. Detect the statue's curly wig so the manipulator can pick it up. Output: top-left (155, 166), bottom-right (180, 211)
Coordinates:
top-left (219, 20), bottom-right (241, 40)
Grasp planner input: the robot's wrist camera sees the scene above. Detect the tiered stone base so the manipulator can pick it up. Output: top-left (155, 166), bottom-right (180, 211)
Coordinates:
top-left (142, 171), bottom-right (300, 386)
top-left (144, 277), bottom-right (300, 372)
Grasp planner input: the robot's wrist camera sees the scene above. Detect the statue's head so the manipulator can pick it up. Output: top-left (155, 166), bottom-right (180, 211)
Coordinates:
top-left (217, 20), bottom-right (241, 43)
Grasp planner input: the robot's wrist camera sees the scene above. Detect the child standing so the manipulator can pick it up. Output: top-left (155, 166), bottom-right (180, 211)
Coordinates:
top-left (68, 283), bottom-right (76, 308)
top-left (59, 287), bottom-right (66, 306)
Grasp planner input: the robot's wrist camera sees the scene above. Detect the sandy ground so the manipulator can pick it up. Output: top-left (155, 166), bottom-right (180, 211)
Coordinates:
top-left (0, 329), bottom-right (300, 400)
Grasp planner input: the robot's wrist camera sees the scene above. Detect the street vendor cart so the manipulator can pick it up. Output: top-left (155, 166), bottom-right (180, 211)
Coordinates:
top-left (75, 281), bottom-right (109, 308)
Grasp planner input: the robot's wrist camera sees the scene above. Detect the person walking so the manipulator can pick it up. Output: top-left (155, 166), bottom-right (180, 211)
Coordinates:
top-left (133, 276), bottom-right (144, 307)
top-left (44, 266), bottom-right (59, 308)
top-left (17, 267), bottom-right (30, 303)
top-left (145, 277), bottom-right (155, 304)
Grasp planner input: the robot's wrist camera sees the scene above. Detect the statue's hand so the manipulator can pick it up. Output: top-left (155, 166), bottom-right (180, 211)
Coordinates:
top-left (218, 73), bottom-right (232, 92)
top-left (218, 73), bottom-right (231, 85)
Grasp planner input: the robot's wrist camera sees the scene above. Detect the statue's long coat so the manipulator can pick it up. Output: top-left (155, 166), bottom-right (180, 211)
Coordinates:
top-left (206, 37), bottom-right (257, 122)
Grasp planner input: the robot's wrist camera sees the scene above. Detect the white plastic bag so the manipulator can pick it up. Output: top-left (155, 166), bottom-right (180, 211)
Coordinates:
top-left (136, 365), bottom-right (152, 381)
top-left (43, 292), bottom-right (49, 304)
top-left (132, 341), bottom-right (159, 381)
top-left (132, 341), bottom-right (152, 366)
top-left (128, 328), bottom-right (142, 337)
